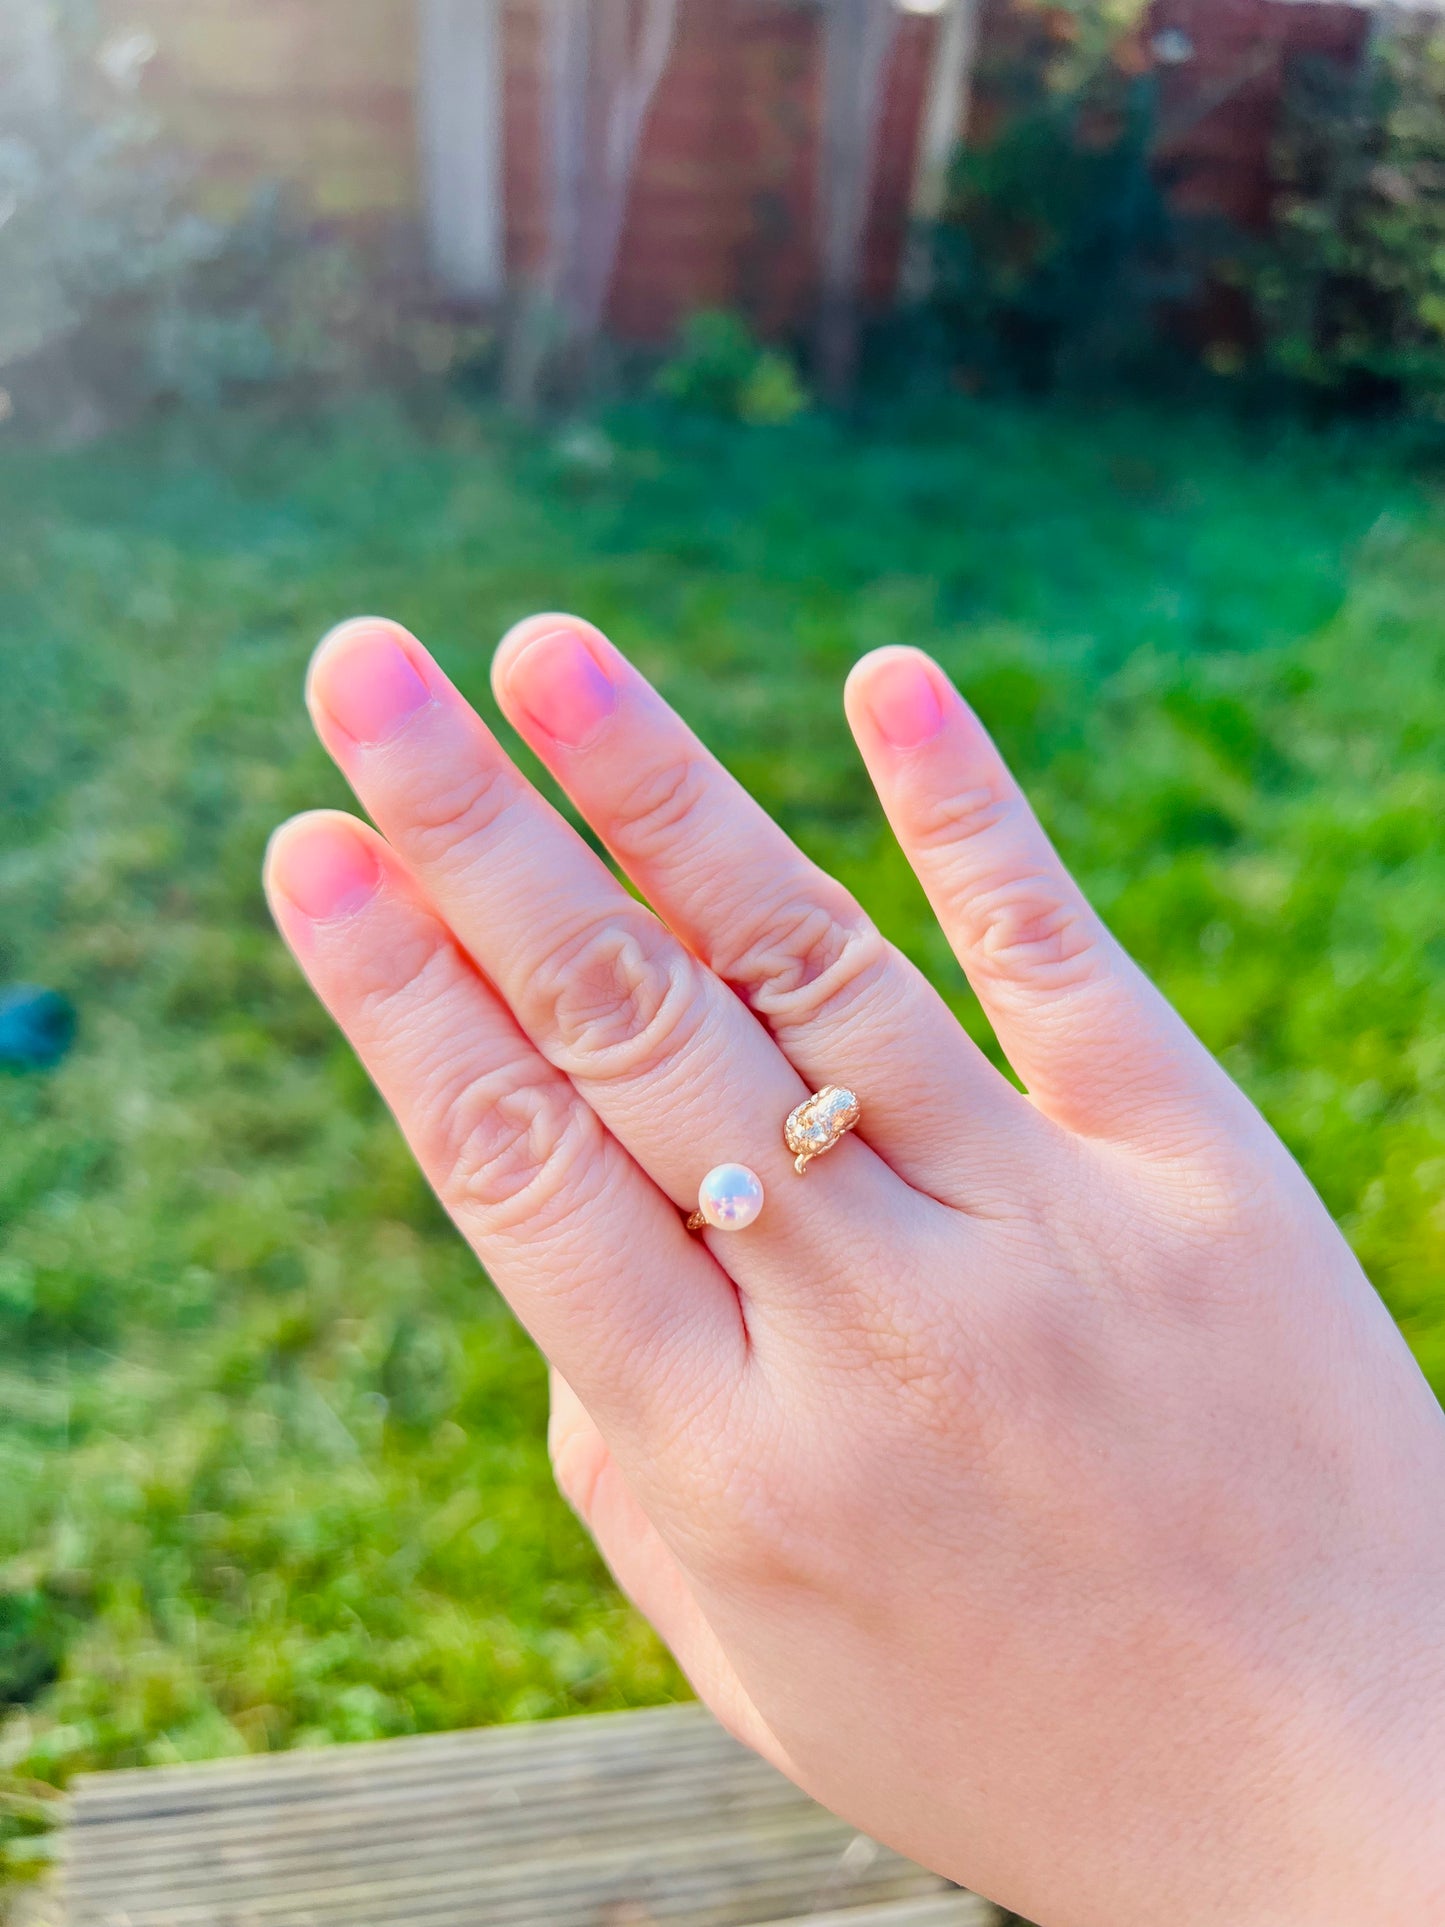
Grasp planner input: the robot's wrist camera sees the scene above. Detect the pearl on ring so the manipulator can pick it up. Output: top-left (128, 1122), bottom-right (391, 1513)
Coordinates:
top-left (692, 1163), bottom-right (765, 1231)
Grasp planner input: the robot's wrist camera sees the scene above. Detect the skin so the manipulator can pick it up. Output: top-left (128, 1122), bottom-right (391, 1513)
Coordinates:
top-left (264, 613), bottom-right (1445, 1927)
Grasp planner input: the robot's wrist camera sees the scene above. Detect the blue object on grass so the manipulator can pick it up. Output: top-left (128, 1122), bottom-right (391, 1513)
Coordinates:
top-left (0, 987), bottom-right (77, 1071)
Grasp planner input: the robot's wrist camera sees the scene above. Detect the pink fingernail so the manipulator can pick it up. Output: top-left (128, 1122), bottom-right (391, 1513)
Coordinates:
top-left (314, 626), bottom-right (432, 746)
top-left (505, 628), bottom-right (618, 748)
top-left (865, 655), bottom-right (946, 749)
top-left (276, 821), bottom-right (382, 922)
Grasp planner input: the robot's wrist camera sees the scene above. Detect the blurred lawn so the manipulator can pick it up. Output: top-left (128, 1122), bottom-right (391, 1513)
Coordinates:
top-left (3, 394), bottom-right (1445, 1879)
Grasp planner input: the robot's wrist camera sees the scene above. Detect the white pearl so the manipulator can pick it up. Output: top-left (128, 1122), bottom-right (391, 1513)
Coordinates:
top-left (696, 1163), bottom-right (765, 1231)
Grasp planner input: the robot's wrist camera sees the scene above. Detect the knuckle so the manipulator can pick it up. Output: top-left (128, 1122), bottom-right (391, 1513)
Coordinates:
top-left (400, 758), bottom-right (521, 871)
top-left (432, 1061), bottom-right (602, 1234)
top-left (608, 754), bottom-right (712, 865)
top-left (962, 876), bottom-right (1104, 996)
top-left (1150, 1132), bottom-right (1288, 1253)
top-left (910, 780), bottom-right (1108, 998)
top-left (525, 909), bottom-right (707, 1082)
top-left (354, 926), bottom-right (462, 1034)
top-left (911, 776), bottom-right (1017, 855)
top-left (719, 895), bottom-right (890, 1035)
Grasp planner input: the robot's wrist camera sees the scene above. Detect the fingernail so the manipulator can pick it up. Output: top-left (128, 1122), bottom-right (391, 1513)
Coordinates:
top-left (865, 654), bottom-right (946, 749)
top-left (505, 628), bottom-right (618, 748)
top-left (274, 821), bottom-right (382, 922)
top-left (314, 626), bottom-right (432, 746)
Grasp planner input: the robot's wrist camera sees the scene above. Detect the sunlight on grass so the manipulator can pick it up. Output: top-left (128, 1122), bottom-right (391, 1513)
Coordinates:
top-left (2, 394), bottom-right (1444, 1882)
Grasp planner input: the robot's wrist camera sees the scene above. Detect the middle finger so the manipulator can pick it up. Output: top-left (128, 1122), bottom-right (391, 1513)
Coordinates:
top-left (492, 613), bottom-right (1037, 1207)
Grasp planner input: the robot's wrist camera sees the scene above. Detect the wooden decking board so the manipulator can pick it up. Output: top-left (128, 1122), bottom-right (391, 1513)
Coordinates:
top-left (67, 1828), bottom-right (936, 1924)
top-left (72, 1703), bottom-right (712, 1808)
top-left (64, 1775), bottom-right (840, 1893)
top-left (756, 1906), bottom-right (994, 1927)
top-left (63, 1871), bottom-right (943, 1927)
top-left (62, 1797), bottom-right (828, 1895)
top-left (67, 1753), bottom-right (810, 1872)
top-left (64, 1703), bottom-right (998, 1927)
top-left (67, 1711), bottom-right (724, 1811)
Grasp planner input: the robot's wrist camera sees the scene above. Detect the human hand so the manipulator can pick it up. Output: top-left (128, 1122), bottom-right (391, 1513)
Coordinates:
top-left (265, 614), bottom-right (1445, 1927)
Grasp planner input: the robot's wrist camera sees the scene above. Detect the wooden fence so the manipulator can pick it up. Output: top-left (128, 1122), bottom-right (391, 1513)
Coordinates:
top-left (102, 0), bottom-right (1383, 344)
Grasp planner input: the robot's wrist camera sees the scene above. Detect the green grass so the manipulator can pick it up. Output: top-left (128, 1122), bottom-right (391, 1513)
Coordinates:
top-left (2, 392), bottom-right (1445, 1883)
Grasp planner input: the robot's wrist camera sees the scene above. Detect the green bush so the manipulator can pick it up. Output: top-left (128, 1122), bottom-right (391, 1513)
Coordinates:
top-left (0, 1588), bottom-right (73, 1708)
top-left (932, 76), bottom-right (1183, 390)
top-left (927, 4), bottom-right (1445, 422)
top-left (928, 5), bottom-right (1219, 397)
top-left (655, 311), bottom-right (808, 425)
top-left (1251, 23), bottom-right (1445, 417)
top-left (145, 186), bottom-right (382, 408)
top-left (0, 0), bottom-right (219, 437)
top-left (0, 7), bottom-right (421, 438)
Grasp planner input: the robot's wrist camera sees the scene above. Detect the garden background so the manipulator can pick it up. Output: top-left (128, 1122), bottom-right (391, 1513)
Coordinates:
top-left (6, 0), bottom-right (1445, 1902)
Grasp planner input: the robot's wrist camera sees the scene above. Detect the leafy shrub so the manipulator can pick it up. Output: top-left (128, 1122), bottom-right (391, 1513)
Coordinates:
top-left (655, 311), bottom-right (808, 425)
top-left (1252, 22), bottom-right (1445, 417)
top-left (927, 2), bottom-right (1445, 421)
top-left (0, 0), bottom-right (218, 436)
top-left (145, 186), bottom-right (381, 409)
top-left (0, 4), bottom-right (426, 436)
top-left (929, 34), bottom-right (1208, 393)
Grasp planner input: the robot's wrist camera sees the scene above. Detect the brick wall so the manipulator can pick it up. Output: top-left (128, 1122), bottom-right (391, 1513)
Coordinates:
top-left (1150, 0), bottom-right (1368, 230)
top-left (501, 1), bottom-right (933, 342)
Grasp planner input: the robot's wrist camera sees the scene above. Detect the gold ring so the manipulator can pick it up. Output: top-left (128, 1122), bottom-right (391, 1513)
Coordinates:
top-left (784, 1086), bottom-right (861, 1174)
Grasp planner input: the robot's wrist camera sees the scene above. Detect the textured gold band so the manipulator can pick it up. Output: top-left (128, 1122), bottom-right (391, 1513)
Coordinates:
top-left (784, 1086), bottom-right (861, 1175)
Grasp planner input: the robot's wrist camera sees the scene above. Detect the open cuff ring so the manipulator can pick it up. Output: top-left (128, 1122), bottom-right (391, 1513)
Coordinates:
top-left (784, 1085), bottom-right (862, 1174)
top-left (685, 1085), bottom-right (861, 1231)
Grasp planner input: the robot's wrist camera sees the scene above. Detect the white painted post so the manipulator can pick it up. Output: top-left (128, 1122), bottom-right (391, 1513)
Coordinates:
top-left (817, 0), bottom-right (901, 393)
top-left (902, 0), bottom-right (982, 299)
top-left (419, 0), bottom-right (506, 303)
top-left (505, 0), bottom-right (679, 409)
